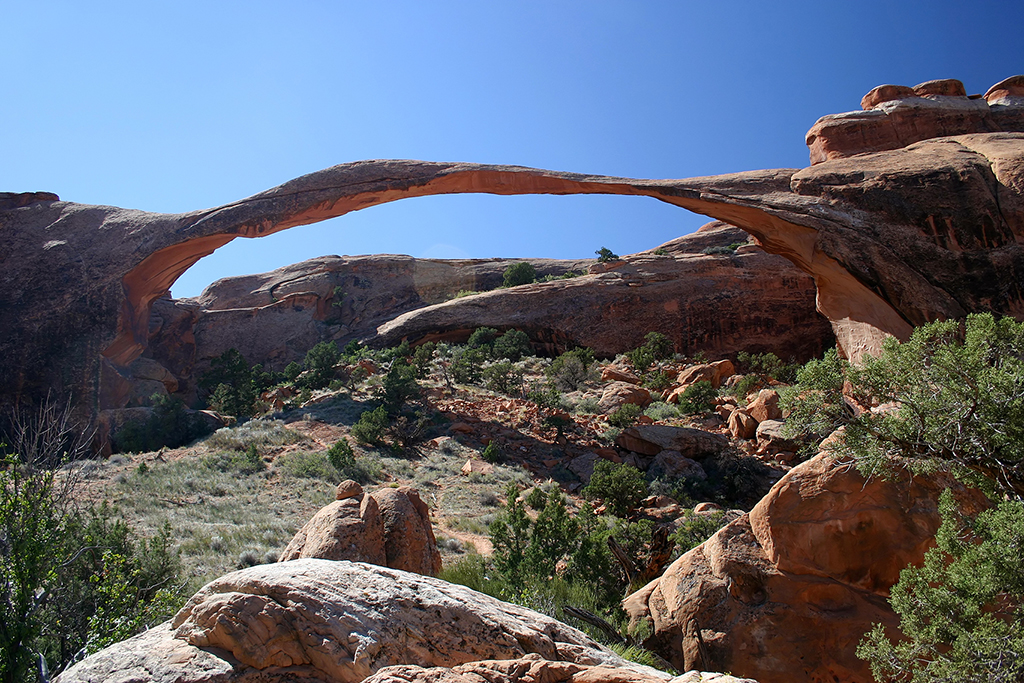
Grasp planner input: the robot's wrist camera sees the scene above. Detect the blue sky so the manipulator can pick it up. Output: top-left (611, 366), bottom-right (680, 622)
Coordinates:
top-left (3, 1), bottom-right (1021, 297)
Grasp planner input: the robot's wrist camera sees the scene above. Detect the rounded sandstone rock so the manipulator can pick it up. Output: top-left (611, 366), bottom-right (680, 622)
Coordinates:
top-left (336, 479), bottom-right (364, 500)
top-left (860, 83), bottom-right (916, 109)
top-left (984, 74), bottom-right (1024, 104)
top-left (911, 78), bottom-right (966, 97)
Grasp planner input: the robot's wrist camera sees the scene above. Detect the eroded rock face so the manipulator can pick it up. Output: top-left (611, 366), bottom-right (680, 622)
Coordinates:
top-left (808, 75), bottom-right (1024, 164)
top-left (622, 454), bottom-right (989, 683)
top-left (57, 560), bottom-right (659, 683)
top-left (371, 225), bottom-right (831, 362)
top-left (4, 80), bottom-right (1023, 423)
top-left (363, 654), bottom-right (761, 683)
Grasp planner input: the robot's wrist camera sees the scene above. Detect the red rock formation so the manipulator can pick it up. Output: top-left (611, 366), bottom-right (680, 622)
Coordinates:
top-left (3, 75), bottom-right (1023, 425)
top-left (622, 454), bottom-right (989, 683)
top-left (807, 76), bottom-right (1024, 164)
top-left (370, 225), bottom-right (832, 363)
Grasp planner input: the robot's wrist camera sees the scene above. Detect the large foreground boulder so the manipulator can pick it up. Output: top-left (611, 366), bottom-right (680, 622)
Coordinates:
top-left (57, 560), bottom-right (664, 683)
top-left (623, 454), bottom-right (989, 683)
top-left (364, 654), bottom-right (760, 683)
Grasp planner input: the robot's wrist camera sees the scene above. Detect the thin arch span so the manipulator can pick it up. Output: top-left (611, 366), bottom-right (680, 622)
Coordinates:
top-left (107, 160), bottom-right (911, 372)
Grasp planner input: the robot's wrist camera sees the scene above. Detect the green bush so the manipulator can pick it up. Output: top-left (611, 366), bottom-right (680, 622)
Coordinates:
top-left (467, 327), bottom-right (499, 351)
top-left (643, 401), bottom-right (678, 421)
top-left (114, 394), bottom-right (213, 453)
top-left (858, 492), bottom-right (1024, 683)
top-left (546, 347), bottom-right (595, 392)
top-left (300, 341), bottom-right (340, 389)
top-left (493, 329), bottom-right (531, 362)
top-left (582, 460), bottom-right (647, 517)
top-left (0, 444), bottom-right (184, 681)
top-left (677, 380), bottom-right (717, 415)
top-left (525, 486), bottom-right (548, 510)
top-left (481, 442), bottom-right (501, 464)
top-left (595, 247), bottom-right (619, 262)
top-left (377, 362), bottom-right (421, 415)
top-left (625, 346), bottom-right (655, 373)
top-left (784, 314), bottom-right (1024, 498)
top-left (326, 438), bottom-right (355, 471)
top-left (351, 406), bottom-right (390, 447)
top-left (411, 342), bottom-right (437, 378)
top-left (642, 332), bottom-right (674, 360)
top-left (502, 262), bottom-right (537, 287)
top-left (451, 346), bottom-right (488, 384)
top-left (483, 361), bottom-right (524, 395)
top-left (670, 510), bottom-right (727, 555)
top-left (607, 403), bottom-right (642, 428)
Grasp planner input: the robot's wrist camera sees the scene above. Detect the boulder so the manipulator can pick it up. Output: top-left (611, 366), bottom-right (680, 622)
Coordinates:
top-left (278, 495), bottom-right (386, 565)
top-left (599, 382), bottom-right (652, 414)
top-left (754, 420), bottom-right (799, 454)
top-left (616, 425), bottom-right (729, 459)
top-left (57, 560), bottom-right (660, 683)
top-left (676, 360), bottom-right (735, 389)
top-left (622, 455), bottom-right (989, 683)
top-left (568, 451), bottom-right (602, 483)
top-left (727, 410), bottom-right (758, 440)
top-left (744, 389), bottom-right (781, 423)
top-left (647, 450), bottom-right (707, 481)
top-left (601, 365), bottom-right (641, 384)
top-left (279, 486), bottom-right (440, 576)
top-left (373, 486), bottom-right (442, 576)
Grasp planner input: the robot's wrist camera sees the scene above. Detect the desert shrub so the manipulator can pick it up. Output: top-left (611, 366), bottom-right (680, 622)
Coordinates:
top-left (572, 396), bottom-right (601, 415)
top-left (378, 340), bottom-right (412, 365)
top-left (283, 361), bottom-right (303, 382)
top-left (583, 461), bottom-right (646, 517)
top-left (1, 437), bottom-right (184, 682)
top-left (677, 380), bottom-right (717, 415)
top-left (858, 491), bottom-right (1024, 683)
top-left (643, 401), bottom-right (678, 421)
top-left (326, 438), bottom-right (355, 471)
top-left (670, 510), bottom-right (727, 555)
top-left (525, 486), bottom-right (548, 510)
top-left (467, 327), bottom-right (499, 352)
top-left (114, 394), bottom-right (213, 453)
top-left (492, 329), bottom-right (531, 362)
top-left (411, 342), bottom-right (437, 378)
top-left (481, 442), bottom-right (501, 464)
top-left (546, 347), bottom-right (595, 392)
top-left (607, 403), bottom-right (642, 428)
top-left (299, 341), bottom-right (340, 389)
top-left (666, 450), bottom-right (772, 509)
top-left (784, 314), bottom-right (1024, 498)
top-left (700, 245), bottom-right (736, 255)
top-left (736, 351), bottom-right (799, 384)
top-left (199, 348), bottom-right (257, 415)
top-left (502, 262), bottom-right (537, 288)
top-left (642, 370), bottom-right (673, 391)
top-left (351, 406), bottom-right (390, 447)
top-left (624, 346), bottom-right (655, 373)
top-left (483, 361), bottom-right (524, 395)
top-left (204, 419), bottom-right (304, 451)
top-left (276, 450), bottom-right (337, 482)
top-left (451, 346), bottom-right (487, 384)
top-left (595, 247), bottom-right (619, 262)
top-left (642, 332), bottom-right (674, 360)
top-left (377, 362), bottom-right (420, 415)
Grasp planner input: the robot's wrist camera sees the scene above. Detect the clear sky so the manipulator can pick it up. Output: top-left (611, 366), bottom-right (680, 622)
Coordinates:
top-left (3, 1), bottom-right (1021, 298)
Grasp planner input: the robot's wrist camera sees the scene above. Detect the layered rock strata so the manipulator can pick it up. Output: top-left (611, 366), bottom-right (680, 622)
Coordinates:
top-left (370, 223), bottom-right (833, 361)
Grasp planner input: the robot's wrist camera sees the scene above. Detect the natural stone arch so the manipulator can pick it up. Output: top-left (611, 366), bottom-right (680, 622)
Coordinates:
top-left (110, 160), bottom-right (908, 372)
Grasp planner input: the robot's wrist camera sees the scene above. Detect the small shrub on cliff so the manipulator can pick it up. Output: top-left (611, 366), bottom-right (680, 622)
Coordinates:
top-left (502, 262), bottom-right (537, 288)
top-left (607, 402), bottom-right (642, 428)
top-left (595, 247), bottom-right (619, 262)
